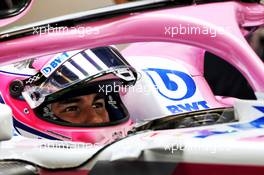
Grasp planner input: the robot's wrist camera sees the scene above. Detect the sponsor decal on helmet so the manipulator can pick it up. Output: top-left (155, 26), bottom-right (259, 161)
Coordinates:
top-left (41, 52), bottom-right (69, 77)
top-left (24, 73), bottom-right (42, 85)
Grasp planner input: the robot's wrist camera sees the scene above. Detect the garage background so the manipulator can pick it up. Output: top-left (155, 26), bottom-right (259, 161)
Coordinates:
top-left (1, 0), bottom-right (114, 32)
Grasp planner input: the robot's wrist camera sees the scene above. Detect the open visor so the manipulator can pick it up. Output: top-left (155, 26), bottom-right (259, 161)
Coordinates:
top-left (22, 46), bottom-right (137, 108)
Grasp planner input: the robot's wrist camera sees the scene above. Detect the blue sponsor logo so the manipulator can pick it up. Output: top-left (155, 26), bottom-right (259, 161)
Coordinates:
top-left (254, 106), bottom-right (264, 113)
top-left (42, 52), bottom-right (69, 76)
top-left (143, 68), bottom-right (208, 113)
top-left (167, 101), bottom-right (209, 113)
top-left (143, 68), bottom-right (196, 101)
top-left (194, 106), bottom-right (264, 138)
top-left (229, 106), bottom-right (264, 130)
top-left (195, 130), bottom-right (237, 138)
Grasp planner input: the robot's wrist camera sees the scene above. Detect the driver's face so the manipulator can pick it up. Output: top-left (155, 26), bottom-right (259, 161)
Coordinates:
top-left (51, 93), bottom-right (110, 125)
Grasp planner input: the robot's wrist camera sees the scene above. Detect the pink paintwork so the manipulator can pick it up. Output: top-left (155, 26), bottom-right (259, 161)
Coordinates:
top-left (0, 2), bottom-right (263, 143)
top-left (122, 42), bottom-right (205, 76)
top-left (239, 135), bottom-right (264, 142)
top-left (0, 0), bottom-right (34, 27)
top-left (121, 42), bottom-right (229, 109)
top-left (0, 2), bottom-right (263, 91)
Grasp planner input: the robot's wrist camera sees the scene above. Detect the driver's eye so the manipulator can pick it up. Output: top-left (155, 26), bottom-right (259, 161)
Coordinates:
top-left (92, 99), bottom-right (105, 109)
top-left (64, 106), bottom-right (79, 112)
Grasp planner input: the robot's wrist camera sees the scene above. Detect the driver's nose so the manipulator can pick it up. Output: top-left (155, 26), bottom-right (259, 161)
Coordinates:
top-left (81, 96), bottom-right (109, 124)
top-left (81, 109), bottom-right (109, 124)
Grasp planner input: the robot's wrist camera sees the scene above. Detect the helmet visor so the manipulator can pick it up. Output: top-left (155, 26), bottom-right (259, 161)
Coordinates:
top-left (22, 46), bottom-right (137, 108)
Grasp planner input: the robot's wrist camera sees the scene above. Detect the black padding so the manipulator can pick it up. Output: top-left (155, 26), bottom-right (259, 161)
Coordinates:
top-left (90, 161), bottom-right (177, 175)
top-left (0, 161), bottom-right (38, 175)
top-left (204, 52), bottom-right (256, 99)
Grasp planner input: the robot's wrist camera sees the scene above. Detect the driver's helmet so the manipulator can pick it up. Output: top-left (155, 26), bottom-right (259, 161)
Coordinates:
top-left (0, 46), bottom-right (137, 144)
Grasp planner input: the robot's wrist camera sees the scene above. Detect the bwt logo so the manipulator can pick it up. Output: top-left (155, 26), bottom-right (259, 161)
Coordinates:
top-left (143, 68), bottom-right (196, 101)
top-left (41, 52), bottom-right (69, 76)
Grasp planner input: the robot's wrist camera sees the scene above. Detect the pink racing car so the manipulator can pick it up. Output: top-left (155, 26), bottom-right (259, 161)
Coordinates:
top-left (0, 0), bottom-right (264, 175)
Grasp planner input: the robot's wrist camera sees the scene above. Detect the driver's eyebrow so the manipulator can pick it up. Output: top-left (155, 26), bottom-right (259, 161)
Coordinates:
top-left (93, 93), bottom-right (105, 102)
top-left (57, 97), bottom-right (82, 105)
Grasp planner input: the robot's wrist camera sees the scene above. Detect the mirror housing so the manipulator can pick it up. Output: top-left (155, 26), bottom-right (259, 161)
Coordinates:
top-left (0, 104), bottom-right (13, 141)
top-left (0, 0), bottom-right (31, 19)
top-left (0, 0), bottom-right (33, 27)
